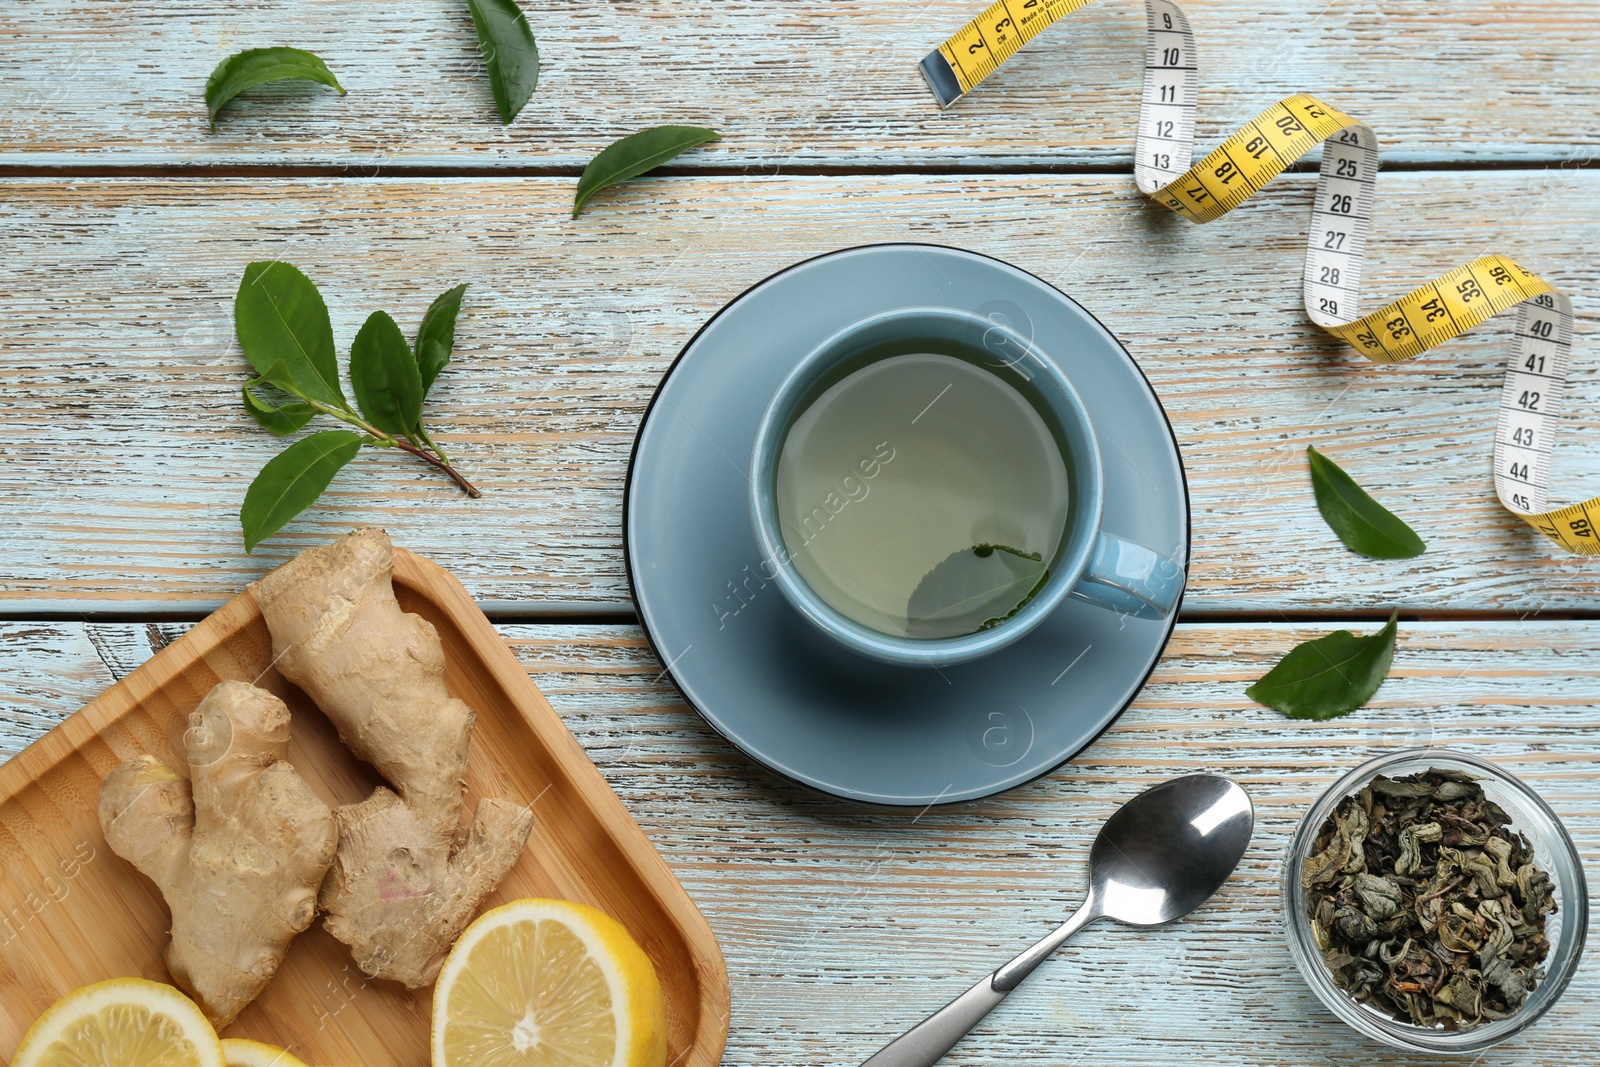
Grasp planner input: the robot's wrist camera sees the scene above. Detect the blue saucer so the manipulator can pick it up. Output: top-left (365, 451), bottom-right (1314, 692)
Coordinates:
top-left (624, 245), bottom-right (1189, 806)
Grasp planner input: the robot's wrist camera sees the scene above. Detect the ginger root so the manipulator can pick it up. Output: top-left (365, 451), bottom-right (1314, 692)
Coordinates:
top-left (98, 679), bottom-right (337, 1026)
top-left (255, 528), bottom-right (533, 988)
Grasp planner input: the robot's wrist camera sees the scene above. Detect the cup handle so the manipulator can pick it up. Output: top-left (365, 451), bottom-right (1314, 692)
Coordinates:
top-left (1069, 532), bottom-right (1186, 620)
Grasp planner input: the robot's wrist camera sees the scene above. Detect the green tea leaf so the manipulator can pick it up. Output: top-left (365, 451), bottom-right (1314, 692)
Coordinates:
top-left (415, 283), bottom-right (469, 396)
top-left (245, 359), bottom-right (302, 394)
top-left (1307, 446), bottom-right (1426, 559)
top-left (979, 573), bottom-right (1051, 631)
top-left (906, 544), bottom-right (1047, 640)
top-left (241, 360), bottom-right (318, 434)
top-left (204, 47), bottom-right (345, 130)
top-left (573, 125), bottom-right (721, 218)
top-left (242, 383), bottom-right (316, 435)
top-left (350, 311), bottom-right (423, 437)
top-left (1246, 610), bottom-right (1399, 720)
top-left (465, 0), bottom-right (539, 124)
top-left (240, 430), bottom-right (364, 552)
top-left (236, 262), bottom-right (347, 410)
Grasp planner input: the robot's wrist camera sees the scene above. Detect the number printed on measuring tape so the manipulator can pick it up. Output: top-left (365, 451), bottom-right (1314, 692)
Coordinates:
top-left (920, 0), bottom-right (1600, 556)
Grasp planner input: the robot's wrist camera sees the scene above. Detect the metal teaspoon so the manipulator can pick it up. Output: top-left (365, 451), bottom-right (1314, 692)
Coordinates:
top-left (860, 774), bottom-right (1255, 1067)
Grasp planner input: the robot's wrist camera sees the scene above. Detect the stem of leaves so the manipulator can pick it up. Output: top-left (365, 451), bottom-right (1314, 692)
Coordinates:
top-left (235, 265), bottom-right (479, 551)
top-left (393, 437), bottom-right (480, 497)
top-left (255, 384), bottom-right (481, 498)
top-left (412, 423), bottom-right (452, 467)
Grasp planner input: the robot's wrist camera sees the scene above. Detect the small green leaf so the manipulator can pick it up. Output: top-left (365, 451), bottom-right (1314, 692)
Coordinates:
top-left (242, 382), bottom-right (316, 435)
top-left (240, 430), bottom-right (364, 552)
top-left (906, 543), bottom-right (1047, 640)
top-left (465, 0), bottom-right (539, 124)
top-left (236, 262), bottom-right (347, 409)
top-left (1246, 610), bottom-right (1399, 720)
top-left (245, 359), bottom-right (302, 394)
top-left (573, 126), bottom-right (721, 218)
top-left (418, 341), bottom-right (449, 398)
top-left (204, 47), bottom-right (345, 130)
top-left (241, 360), bottom-right (318, 434)
top-left (415, 283), bottom-right (469, 397)
top-left (350, 311), bottom-right (423, 437)
top-left (1307, 446), bottom-right (1426, 559)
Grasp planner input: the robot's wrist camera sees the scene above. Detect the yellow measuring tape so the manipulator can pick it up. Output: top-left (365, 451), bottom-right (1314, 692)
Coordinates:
top-left (921, 0), bottom-right (1599, 556)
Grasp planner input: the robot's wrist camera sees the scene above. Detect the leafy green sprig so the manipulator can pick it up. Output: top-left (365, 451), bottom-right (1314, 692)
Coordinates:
top-left (235, 261), bottom-right (477, 551)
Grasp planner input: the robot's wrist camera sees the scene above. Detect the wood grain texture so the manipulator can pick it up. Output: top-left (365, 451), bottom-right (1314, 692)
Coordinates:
top-left (0, 555), bottom-right (727, 1067)
top-left (6, 3), bottom-right (1596, 1065)
top-left (1, 174), bottom-right (1597, 613)
top-left (0, 0), bottom-right (1596, 168)
top-left (2, 619), bottom-right (1595, 1066)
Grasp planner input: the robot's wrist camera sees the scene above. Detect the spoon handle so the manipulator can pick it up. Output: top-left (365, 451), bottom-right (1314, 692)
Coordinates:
top-left (858, 906), bottom-right (1099, 1067)
top-left (858, 975), bottom-right (1006, 1067)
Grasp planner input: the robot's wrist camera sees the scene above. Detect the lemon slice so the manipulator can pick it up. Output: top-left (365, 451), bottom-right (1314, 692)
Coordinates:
top-left (221, 1039), bottom-right (310, 1067)
top-left (12, 977), bottom-right (224, 1067)
top-left (433, 898), bottom-right (667, 1067)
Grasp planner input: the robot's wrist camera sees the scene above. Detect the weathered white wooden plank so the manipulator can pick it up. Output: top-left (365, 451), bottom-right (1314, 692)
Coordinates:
top-left (3, 619), bottom-right (1597, 1065)
top-left (0, 622), bottom-right (189, 754)
top-left (2, 174), bottom-right (1597, 613)
top-left (0, 0), bottom-right (1595, 168)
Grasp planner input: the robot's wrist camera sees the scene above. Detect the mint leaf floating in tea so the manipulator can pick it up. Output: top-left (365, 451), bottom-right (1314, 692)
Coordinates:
top-left (204, 47), bottom-right (344, 130)
top-left (465, 0), bottom-right (539, 124)
top-left (906, 544), bottom-right (1048, 639)
top-left (1303, 769), bottom-right (1556, 1029)
top-left (1246, 611), bottom-right (1398, 720)
top-left (1307, 445), bottom-right (1426, 559)
top-left (235, 264), bottom-right (480, 552)
top-left (573, 126), bottom-right (721, 218)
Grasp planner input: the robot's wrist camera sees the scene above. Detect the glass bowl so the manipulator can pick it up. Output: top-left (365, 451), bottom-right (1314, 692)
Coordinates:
top-left (1283, 749), bottom-right (1588, 1055)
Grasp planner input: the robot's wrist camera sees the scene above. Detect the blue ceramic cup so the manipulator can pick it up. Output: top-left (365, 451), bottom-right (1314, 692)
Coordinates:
top-left (749, 306), bottom-right (1185, 668)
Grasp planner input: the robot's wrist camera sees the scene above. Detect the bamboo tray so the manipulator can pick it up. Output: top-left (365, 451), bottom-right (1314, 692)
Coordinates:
top-left (0, 547), bottom-right (729, 1067)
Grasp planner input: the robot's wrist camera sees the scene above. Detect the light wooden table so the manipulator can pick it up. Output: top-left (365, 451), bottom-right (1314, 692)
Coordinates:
top-left (2, 1), bottom-right (1596, 1064)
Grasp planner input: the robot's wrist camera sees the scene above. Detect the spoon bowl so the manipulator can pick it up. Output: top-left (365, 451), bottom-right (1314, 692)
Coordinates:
top-left (1090, 774), bottom-right (1255, 926)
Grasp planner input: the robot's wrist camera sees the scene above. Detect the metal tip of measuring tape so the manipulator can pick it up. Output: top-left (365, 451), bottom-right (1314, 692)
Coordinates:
top-left (918, 50), bottom-right (964, 109)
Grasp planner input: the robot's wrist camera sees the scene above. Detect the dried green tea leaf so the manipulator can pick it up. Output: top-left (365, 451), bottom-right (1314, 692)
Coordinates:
top-left (235, 262), bottom-right (347, 410)
top-left (205, 47), bottom-right (345, 130)
top-left (350, 311), bottom-right (424, 438)
top-left (241, 430), bottom-right (364, 552)
top-left (1307, 446), bottom-right (1426, 559)
top-left (415, 283), bottom-right (469, 396)
top-left (1246, 610), bottom-right (1398, 720)
top-left (573, 126), bottom-right (721, 217)
top-left (465, 0), bottom-right (539, 124)
top-left (1304, 769), bottom-right (1557, 1029)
